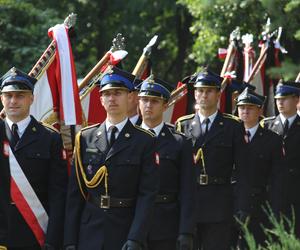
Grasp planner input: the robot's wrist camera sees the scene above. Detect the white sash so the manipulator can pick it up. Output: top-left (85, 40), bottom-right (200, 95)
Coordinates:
top-left (9, 146), bottom-right (49, 246)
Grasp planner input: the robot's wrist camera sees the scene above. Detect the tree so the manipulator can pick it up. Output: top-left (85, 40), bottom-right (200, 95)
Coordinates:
top-left (178, 0), bottom-right (300, 80)
top-left (0, 0), bottom-right (195, 85)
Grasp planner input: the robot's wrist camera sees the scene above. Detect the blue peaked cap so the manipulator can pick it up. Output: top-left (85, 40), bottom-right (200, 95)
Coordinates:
top-left (194, 70), bottom-right (223, 89)
top-left (275, 80), bottom-right (300, 98)
top-left (138, 76), bottom-right (173, 100)
top-left (100, 66), bottom-right (135, 91)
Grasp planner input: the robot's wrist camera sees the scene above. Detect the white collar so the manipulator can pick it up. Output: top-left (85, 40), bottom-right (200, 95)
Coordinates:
top-left (129, 114), bottom-right (139, 125)
top-left (105, 118), bottom-right (128, 133)
top-left (6, 116), bottom-right (31, 136)
top-left (141, 121), bottom-right (164, 136)
top-left (198, 110), bottom-right (218, 124)
top-left (279, 113), bottom-right (297, 127)
top-left (246, 123), bottom-right (259, 138)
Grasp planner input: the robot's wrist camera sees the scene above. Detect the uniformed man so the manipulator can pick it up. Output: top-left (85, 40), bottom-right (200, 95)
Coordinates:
top-left (63, 68), bottom-right (159, 250)
top-left (263, 80), bottom-right (300, 238)
top-left (0, 67), bottom-right (68, 250)
top-left (232, 87), bottom-right (283, 248)
top-left (138, 76), bottom-right (196, 250)
top-left (176, 70), bottom-right (246, 250)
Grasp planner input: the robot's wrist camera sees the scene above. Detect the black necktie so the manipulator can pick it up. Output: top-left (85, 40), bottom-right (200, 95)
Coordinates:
top-left (109, 126), bottom-right (118, 147)
top-left (203, 118), bottom-right (210, 135)
top-left (283, 119), bottom-right (289, 137)
top-left (246, 130), bottom-right (251, 143)
top-left (12, 123), bottom-right (20, 144)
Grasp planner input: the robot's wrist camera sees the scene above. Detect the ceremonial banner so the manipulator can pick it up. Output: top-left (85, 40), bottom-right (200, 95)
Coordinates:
top-left (30, 24), bottom-right (82, 126)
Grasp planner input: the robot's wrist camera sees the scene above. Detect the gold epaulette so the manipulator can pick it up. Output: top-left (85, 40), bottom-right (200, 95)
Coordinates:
top-left (134, 125), bottom-right (155, 137)
top-left (260, 116), bottom-right (275, 128)
top-left (0, 246), bottom-right (7, 250)
top-left (40, 122), bottom-right (60, 133)
top-left (176, 113), bottom-right (195, 123)
top-left (81, 123), bottom-right (100, 132)
top-left (259, 119), bottom-right (265, 128)
top-left (175, 114), bottom-right (195, 133)
top-left (223, 113), bottom-right (241, 122)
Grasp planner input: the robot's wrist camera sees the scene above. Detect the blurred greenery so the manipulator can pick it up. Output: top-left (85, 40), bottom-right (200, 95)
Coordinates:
top-left (239, 205), bottom-right (300, 249)
top-left (0, 0), bottom-right (299, 84)
top-left (179, 0), bottom-right (300, 80)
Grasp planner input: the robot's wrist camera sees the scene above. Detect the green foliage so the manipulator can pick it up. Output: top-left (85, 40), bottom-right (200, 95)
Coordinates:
top-left (0, 0), bottom-right (61, 73)
top-left (0, 0), bottom-right (299, 83)
top-left (239, 205), bottom-right (300, 250)
top-left (179, 0), bottom-right (300, 78)
top-left (0, 0), bottom-right (195, 84)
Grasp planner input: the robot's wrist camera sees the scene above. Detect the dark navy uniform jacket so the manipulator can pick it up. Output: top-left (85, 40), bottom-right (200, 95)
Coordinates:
top-left (234, 124), bottom-right (284, 218)
top-left (0, 116), bottom-right (68, 248)
top-left (176, 111), bottom-right (245, 223)
top-left (263, 115), bottom-right (300, 211)
top-left (64, 120), bottom-right (159, 250)
top-left (147, 124), bottom-right (196, 241)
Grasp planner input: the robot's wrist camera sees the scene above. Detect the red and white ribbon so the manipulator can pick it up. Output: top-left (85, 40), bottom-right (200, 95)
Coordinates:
top-left (9, 147), bottom-right (48, 246)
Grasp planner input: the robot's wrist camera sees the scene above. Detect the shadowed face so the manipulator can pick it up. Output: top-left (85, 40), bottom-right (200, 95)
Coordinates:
top-left (194, 87), bottom-right (220, 112)
top-left (276, 96), bottom-right (298, 117)
top-left (238, 104), bottom-right (262, 127)
top-left (139, 96), bottom-right (167, 124)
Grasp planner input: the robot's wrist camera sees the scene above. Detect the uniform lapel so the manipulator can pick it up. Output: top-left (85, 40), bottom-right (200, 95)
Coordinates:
top-left (135, 116), bottom-right (142, 126)
top-left (271, 115), bottom-right (284, 136)
top-left (189, 114), bottom-right (201, 145)
top-left (106, 120), bottom-right (133, 161)
top-left (286, 115), bottom-right (300, 138)
top-left (156, 125), bottom-right (172, 151)
top-left (94, 122), bottom-right (109, 153)
top-left (14, 117), bottom-right (40, 151)
top-left (248, 125), bottom-right (264, 151)
top-left (203, 112), bottom-right (224, 144)
top-left (4, 121), bottom-right (15, 149)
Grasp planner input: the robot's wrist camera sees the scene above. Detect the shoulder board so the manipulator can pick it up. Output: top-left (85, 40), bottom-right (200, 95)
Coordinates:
top-left (81, 123), bottom-right (100, 132)
top-left (222, 113), bottom-right (241, 122)
top-left (40, 122), bottom-right (60, 133)
top-left (263, 116), bottom-right (276, 121)
top-left (134, 125), bottom-right (155, 137)
top-left (165, 122), bottom-right (184, 135)
top-left (260, 116), bottom-right (276, 128)
top-left (176, 113), bottom-right (195, 123)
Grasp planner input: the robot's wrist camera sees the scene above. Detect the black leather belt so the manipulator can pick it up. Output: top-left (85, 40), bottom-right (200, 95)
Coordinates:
top-left (88, 195), bottom-right (135, 209)
top-left (197, 175), bottom-right (230, 185)
top-left (155, 194), bottom-right (177, 203)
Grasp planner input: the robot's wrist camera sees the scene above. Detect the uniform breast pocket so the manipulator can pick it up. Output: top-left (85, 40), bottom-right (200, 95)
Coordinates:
top-left (27, 151), bottom-right (50, 160)
top-left (159, 152), bottom-right (177, 163)
top-left (114, 156), bottom-right (141, 167)
top-left (26, 151), bottom-right (51, 176)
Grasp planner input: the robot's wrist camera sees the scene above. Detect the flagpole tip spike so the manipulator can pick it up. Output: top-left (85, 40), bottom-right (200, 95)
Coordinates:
top-left (64, 13), bottom-right (77, 29)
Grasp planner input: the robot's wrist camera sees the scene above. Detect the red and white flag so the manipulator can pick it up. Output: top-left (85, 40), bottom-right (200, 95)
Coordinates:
top-left (30, 24), bottom-right (82, 126)
top-left (243, 45), bottom-right (265, 96)
top-left (218, 48), bottom-right (227, 60)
